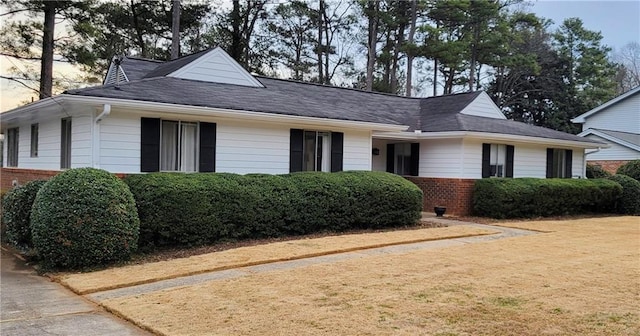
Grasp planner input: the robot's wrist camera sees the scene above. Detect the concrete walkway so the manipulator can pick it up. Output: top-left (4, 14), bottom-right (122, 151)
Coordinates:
top-left (88, 216), bottom-right (538, 302)
top-left (0, 249), bottom-right (150, 336)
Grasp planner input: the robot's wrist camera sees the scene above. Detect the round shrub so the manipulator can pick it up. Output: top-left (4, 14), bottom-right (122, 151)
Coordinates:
top-left (586, 164), bottom-right (611, 179)
top-left (607, 174), bottom-right (640, 215)
top-left (31, 168), bottom-right (139, 269)
top-left (2, 180), bottom-right (47, 248)
top-left (616, 160), bottom-right (640, 181)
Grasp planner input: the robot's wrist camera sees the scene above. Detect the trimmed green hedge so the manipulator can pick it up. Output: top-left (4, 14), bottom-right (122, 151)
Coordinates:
top-left (1, 180), bottom-right (47, 248)
top-left (617, 160), bottom-right (640, 181)
top-left (124, 171), bottom-right (423, 249)
top-left (473, 178), bottom-right (622, 218)
top-left (31, 168), bottom-right (140, 270)
top-left (586, 164), bottom-right (611, 179)
top-left (607, 175), bottom-right (640, 215)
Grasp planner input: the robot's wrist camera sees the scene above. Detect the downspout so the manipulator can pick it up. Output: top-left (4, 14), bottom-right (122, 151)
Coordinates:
top-left (96, 103), bottom-right (111, 123)
top-left (93, 104), bottom-right (111, 168)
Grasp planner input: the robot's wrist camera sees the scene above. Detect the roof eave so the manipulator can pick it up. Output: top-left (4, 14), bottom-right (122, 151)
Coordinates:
top-left (374, 130), bottom-right (607, 149)
top-left (572, 86), bottom-right (640, 123)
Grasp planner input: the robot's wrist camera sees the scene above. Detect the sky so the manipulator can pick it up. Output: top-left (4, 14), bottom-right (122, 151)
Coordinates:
top-left (1, 0), bottom-right (639, 112)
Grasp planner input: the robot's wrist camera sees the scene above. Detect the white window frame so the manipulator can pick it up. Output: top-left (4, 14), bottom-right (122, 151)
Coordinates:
top-left (160, 120), bottom-right (199, 172)
top-left (302, 130), bottom-right (331, 172)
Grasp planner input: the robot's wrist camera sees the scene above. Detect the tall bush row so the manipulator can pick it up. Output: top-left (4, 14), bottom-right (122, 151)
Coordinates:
top-left (125, 171), bottom-right (423, 249)
top-left (473, 178), bottom-right (622, 218)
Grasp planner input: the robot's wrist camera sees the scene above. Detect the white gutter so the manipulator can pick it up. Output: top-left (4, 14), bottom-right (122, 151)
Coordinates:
top-left (373, 130), bottom-right (608, 149)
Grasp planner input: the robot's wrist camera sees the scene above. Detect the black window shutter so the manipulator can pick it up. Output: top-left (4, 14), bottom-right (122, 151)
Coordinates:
top-left (546, 148), bottom-right (554, 178)
top-left (410, 142), bottom-right (420, 176)
top-left (505, 145), bottom-right (514, 178)
top-left (386, 144), bottom-right (395, 173)
top-left (481, 143), bottom-right (491, 178)
top-left (330, 132), bottom-right (343, 172)
top-left (290, 129), bottom-right (303, 172)
top-left (564, 149), bottom-right (573, 178)
top-left (199, 122), bottom-right (216, 172)
top-left (141, 118), bottom-right (160, 172)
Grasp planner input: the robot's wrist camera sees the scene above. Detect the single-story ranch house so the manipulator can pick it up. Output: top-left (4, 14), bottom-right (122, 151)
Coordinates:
top-left (1, 48), bottom-right (605, 215)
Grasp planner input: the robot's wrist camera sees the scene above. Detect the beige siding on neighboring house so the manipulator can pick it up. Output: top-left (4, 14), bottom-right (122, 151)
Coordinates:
top-left (582, 94), bottom-right (640, 134)
top-left (584, 134), bottom-right (640, 161)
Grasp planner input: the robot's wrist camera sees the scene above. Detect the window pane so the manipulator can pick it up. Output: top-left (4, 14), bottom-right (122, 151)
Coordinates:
top-left (394, 143), bottom-right (411, 175)
top-left (61, 118), bottom-right (71, 169)
top-left (490, 144), bottom-right (506, 177)
top-left (303, 131), bottom-right (316, 171)
top-left (30, 124), bottom-right (38, 157)
top-left (319, 132), bottom-right (330, 172)
top-left (7, 128), bottom-right (19, 167)
top-left (161, 121), bottom-right (179, 171)
top-left (553, 149), bottom-right (565, 178)
top-left (180, 122), bottom-right (197, 172)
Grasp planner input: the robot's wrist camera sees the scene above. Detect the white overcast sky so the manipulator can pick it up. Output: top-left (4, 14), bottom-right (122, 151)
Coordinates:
top-left (1, 0), bottom-right (639, 111)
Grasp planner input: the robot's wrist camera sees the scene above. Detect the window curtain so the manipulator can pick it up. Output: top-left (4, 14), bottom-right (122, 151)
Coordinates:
top-left (181, 122), bottom-right (197, 172)
top-left (161, 121), bottom-right (179, 171)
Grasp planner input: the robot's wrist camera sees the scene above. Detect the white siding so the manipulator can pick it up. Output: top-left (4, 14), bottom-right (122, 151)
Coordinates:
top-left (169, 48), bottom-right (262, 87)
top-left (70, 114), bottom-right (92, 168)
top-left (461, 139), bottom-right (482, 178)
top-left (216, 121), bottom-right (290, 174)
top-left (583, 93), bottom-right (640, 134)
top-left (99, 112), bottom-right (141, 173)
top-left (459, 92), bottom-right (506, 119)
top-left (371, 139), bottom-right (388, 172)
top-left (343, 130), bottom-right (371, 171)
top-left (513, 144), bottom-right (547, 178)
top-left (419, 139), bottom-right (464, 178)
top-left (572, 150), bottom-right (585, 178)
top-left (9, 118), bottom-right (61, 170)
top-left (584, 134), bottom-right (640, 161)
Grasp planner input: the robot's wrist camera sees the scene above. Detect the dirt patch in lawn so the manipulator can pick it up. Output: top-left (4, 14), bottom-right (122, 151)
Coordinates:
top-left (57, 224), bottom-right (495, 295)
top-left (101, 216), bottom-right (639, 336)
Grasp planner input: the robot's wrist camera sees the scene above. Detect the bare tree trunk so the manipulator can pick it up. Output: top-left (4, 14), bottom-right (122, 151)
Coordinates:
top-left (365, 1), bottom-right (378, 91)
top-left (171, 0), bottom-right (180, 60)
top-left (433, 59), bottom-right (438, 96)
top-left (130, 0), bottom-right (147, 57)
top-left (230, 0), bottom-right (242, 62)
top-left (39, 1), bottom-right (55, 99)
top-left (317, 0), bottom-right (324, 83)
top-left (468, 22), bottom-right (480, 91)
top-left (405, 0), bottom-right (417, 97)
top-left (323, 10), bottom-right (330, 85)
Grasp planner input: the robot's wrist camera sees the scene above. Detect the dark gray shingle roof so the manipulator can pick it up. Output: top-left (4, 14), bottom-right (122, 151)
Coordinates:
top-left (593, 128), bottom-right (640, 146)
top-left (143, 50), bottom-right (210, 78)
top-left (67, 52), bottom-right (602, 145)
top-left (120, 57), bottom-right (162, 81)
top-left (66, 76), bottom-right (419, 126)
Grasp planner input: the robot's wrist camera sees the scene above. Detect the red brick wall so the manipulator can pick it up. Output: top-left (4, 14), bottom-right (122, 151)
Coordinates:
top-left (587, 160), bottom-right (630, 174)
top-left (1, 168), bottom-right (60, 191)
top-left (405, 177), bottom-right (476, 216)
top-left (1, 168), bottom-right (128, 191)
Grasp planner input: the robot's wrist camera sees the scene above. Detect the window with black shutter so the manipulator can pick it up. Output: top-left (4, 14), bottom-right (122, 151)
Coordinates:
top-left (546, 148), bottom-right (573, 178)
top-left (481, 143), bottom-right (514, 178)
top-left (289, 129), bottom-right (343, 173)
top-left (386, 142), bottom-right (420, 176)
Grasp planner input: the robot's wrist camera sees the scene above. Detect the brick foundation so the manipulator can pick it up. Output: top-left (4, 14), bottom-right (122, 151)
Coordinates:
top-left (1, 168), bottom-right (128, 191)
top-left (1, 168), bottom-right (61, 191)
top-left (405, 177), bottom-right (476, 216)
top-left (587, 160), bottom-right (631, 174)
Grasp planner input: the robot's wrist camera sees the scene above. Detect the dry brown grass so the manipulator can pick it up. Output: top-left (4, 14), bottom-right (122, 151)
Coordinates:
top-left (99, 216), bottom-right (640, 336)
top-left (58, 225), bottom-right (495, 295)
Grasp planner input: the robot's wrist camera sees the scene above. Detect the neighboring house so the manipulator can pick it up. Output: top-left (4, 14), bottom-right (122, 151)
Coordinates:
top-left (1, 48), bottom-right (603, 215)
top-left (572, 86), bottom-right (640, 173)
